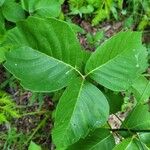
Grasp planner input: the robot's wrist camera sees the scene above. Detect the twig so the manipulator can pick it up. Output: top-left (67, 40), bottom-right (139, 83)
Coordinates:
top-left (25, 112), bottom-right (51, 145)
top-left (19, 110), bottom-right (49, 117)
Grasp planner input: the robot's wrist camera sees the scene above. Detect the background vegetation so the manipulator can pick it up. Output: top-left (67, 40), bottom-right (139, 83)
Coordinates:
top-left (0, 0), bottom-right (150, 149)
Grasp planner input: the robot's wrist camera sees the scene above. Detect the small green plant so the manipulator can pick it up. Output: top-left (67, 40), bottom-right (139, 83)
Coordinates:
top-left (28, 141), bottom-right (42, 150)
top-left (2, 127), bottom-right (27, 150)
top-left (68, 0), bottom-right (123, 25)
top-left (0, 0), bottom-right (62, 36)
top-left (124, 0), bottom-right (150, 30)
top-left (86, 30), bottom-right (105, 48)
top-left (0, 91), bottom-right (19, 123)
top-left (1, 16), bottom-right (150, 149)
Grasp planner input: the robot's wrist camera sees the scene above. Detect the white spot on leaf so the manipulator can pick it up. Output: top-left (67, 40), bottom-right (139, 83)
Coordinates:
top-left (94, 121), bottom-right (101, 127)
top-left (136, 64), bottom-right (139, 68)
top-left (65, 70), bottom-right (71, 75)
top-left (135, 54), bottom-right (139, 68)
top-left (135, 54), bottom-right (139, 60)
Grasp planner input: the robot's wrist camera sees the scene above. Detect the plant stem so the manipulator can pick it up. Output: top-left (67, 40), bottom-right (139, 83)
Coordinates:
top-left (19, 110), bottom-right (48, 117)
top-left (109, 128), bottom-right (150, 133)
top-left (114, 114), bottom-right (133, 136)
top-left (25, 112), bottom-right (50, 145)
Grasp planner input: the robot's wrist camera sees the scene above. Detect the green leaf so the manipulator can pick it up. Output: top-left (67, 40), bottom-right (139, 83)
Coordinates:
top-left (0, 0), bottom-right (5, 6)
top-left (131, 76), bottom-right (150, 103)
top-left (4, 17), bottom-right (83, 71)
top-left (4, 17), bottom-right (85, 92)
top-left (82, 50), bottom-right (91, 70)
top-left (59, 0), bottom-right (65, 4)
top-left (0, 47), bottom-right (7, 63)
top-left (105, 91), bottom-right (124, 114)
top-left (124, 16), bottom-right (134, 29)
top-left (28, 141), bottom-right (42, 150)
top-left (52, 78), bottom-right (109, 149)
top-left (0, 113), bottom-right (7, 123)
top-left (122, 104), bottom-right (150, 130)
top-left (4, 46), bottom-right (77, 92)
top-left (113, 138), bottom-right (149, 150)
top-left (93, 30), bottom-right (104, 42)
top-left (68, 22), bottom-right (85, 34)
top-left (79, 5), bottom-right (94, 14)
top-left (92, 9), bottom-right (108, 25)
top-left (85, 31), bottom-right (147, 91)
top-left (21, 0), bottom-right (61, 17)
top-left (111, 7), bottom-right (118, 20)
top-left (2, 1), bottom-right (25, 22)
top-left (139, 133), bottom-right (150, 147)
top-left (68, 128), bottom-right (115, 150)
top-left (138, 16), bottom-right (149, 30)
top-left (118, 0), bottom-right (123, 9)
top-left (0, 10), bottom-right (5, 38)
